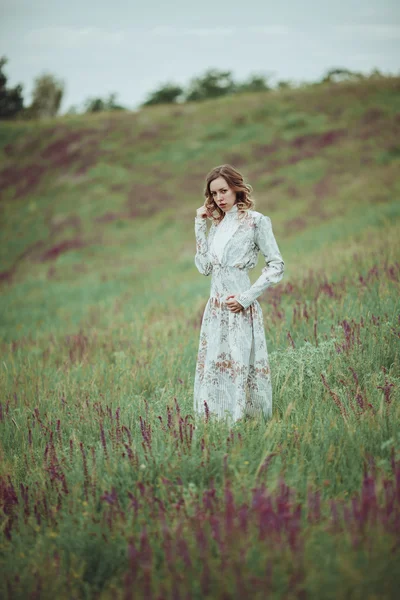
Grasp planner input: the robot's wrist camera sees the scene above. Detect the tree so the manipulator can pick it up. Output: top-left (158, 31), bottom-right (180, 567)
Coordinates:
top-left (320, 68), bottom-right (365, 84)
top-left (0, 56), bottom-right (24, 119)
top-left (367, 68), bottom-right (385, 80)
top-left (276, 80), bottom-right (293, 90)
top-left (84, 92), bottom-right (126, 113)
top-left (236, 73), bottom-right (271, 93)
top-left (184, 68), bottom-right (236, 102)
top-left (28, 72), bottom-right (65, 119)
top-left (141, 82), bottom-right (184, 106)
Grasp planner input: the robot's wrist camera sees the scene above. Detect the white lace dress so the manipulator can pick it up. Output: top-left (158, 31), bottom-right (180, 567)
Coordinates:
top-left (193, 203), bottom-right (284, 424)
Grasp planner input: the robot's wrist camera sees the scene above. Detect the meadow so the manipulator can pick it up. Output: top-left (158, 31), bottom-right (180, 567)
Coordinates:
top-left (0, 76), bottom-right (399, 599)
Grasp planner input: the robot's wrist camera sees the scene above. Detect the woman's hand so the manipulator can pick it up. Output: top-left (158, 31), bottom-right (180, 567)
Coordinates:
top-left (196, 205), bottom-right (212, 219)
top-left (226, 295), bottom-right (244, 313)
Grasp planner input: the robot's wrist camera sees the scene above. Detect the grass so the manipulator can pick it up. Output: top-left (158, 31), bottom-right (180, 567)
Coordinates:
top-left (0, 75), bottom-right (400, 599)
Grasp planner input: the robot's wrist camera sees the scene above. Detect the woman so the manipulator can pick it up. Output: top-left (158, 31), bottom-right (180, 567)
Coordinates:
top-left (193, 164), bottom-right (284, 425)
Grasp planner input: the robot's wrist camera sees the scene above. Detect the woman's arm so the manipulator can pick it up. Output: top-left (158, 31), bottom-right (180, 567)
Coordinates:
top-left (236, 214), bottom-right (284, 309)
top-left (194, 216), bottom-right (213, 276)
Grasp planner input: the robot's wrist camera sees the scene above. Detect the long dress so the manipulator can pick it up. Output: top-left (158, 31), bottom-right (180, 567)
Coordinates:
top-left (193, 203), bottom-right (285, 425)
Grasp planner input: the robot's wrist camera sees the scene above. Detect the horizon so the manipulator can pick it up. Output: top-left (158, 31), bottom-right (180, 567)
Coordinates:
top-left (1, 0), bottom-right (399, 114)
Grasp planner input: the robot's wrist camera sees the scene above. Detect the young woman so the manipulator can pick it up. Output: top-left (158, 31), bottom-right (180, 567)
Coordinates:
top-left (193, 164), bottom-right (285, 425)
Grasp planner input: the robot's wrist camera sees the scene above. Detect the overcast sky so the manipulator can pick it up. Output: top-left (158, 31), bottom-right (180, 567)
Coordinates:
top-left (1, 0), bottom-right (399, 113)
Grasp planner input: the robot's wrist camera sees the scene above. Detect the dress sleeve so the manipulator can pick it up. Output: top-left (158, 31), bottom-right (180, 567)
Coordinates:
top-left (194, 216), bottom-right (213, 276)
top-left (236, 214), bottom-right (284, 309)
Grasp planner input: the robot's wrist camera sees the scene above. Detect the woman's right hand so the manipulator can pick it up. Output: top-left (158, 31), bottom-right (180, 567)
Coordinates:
top-left (196, 205), bottom-right (211, 219)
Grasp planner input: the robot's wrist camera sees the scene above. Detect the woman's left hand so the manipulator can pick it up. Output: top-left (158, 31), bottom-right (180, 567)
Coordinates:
top-left (226, 295), bottom-right (244, 313)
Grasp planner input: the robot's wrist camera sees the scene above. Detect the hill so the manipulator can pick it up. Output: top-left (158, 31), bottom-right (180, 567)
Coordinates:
top-left (0, 77), bottom-right (399, 342)
top-left (0, 76), bottom-right (399, 598)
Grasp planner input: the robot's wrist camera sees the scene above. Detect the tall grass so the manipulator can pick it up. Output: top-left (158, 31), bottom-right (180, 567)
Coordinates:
top-left (0, 77), bottom-right (399, 598)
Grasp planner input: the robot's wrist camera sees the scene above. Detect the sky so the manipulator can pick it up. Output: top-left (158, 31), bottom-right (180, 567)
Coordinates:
top-left (1, 0), bottom-right (399, 114)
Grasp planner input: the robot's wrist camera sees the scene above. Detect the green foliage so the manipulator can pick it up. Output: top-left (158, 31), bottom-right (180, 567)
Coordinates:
top-left (276, 80), bottom-right (293, 90)
top-left (184, 68), bottom-right (236, 102)
top-left (233, 72), bottom-right (272, 93)
top-left (142, 82), bottom-right (185, 106)
top-left (84, 92), bottom-right (127, 113)
top-left (25, 72), bottom-right (65, 119)
top-left (320, 67), bottom-right (366, 84)
top-left (0, 56), bottom-right (24, 120)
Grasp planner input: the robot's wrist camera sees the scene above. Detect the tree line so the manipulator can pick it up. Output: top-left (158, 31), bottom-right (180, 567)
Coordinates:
top-left (0, 55), bottom-right (390, 121)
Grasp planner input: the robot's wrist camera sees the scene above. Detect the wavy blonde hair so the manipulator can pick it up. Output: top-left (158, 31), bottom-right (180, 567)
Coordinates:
top-left (204, 164), bottom-right (255, 223)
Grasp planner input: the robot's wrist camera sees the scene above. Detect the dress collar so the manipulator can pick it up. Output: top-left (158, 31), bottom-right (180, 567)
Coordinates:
top-left (223, 203), bottom-right (238, 217)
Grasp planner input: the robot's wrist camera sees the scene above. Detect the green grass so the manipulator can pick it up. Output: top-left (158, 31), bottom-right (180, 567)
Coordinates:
top-left (0, 75), bottom-right (400, 599)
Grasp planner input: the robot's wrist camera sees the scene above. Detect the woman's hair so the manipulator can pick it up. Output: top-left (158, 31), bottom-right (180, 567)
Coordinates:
top-left (204, 164), bottom-right (255, 223)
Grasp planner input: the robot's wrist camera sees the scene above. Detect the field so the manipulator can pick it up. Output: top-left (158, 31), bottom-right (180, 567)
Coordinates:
top-left (0, 76), bottom-right (400, 599)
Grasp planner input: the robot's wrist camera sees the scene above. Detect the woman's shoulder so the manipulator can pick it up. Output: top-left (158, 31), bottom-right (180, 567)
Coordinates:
top-left (246, 209), bottom-right (271, 223)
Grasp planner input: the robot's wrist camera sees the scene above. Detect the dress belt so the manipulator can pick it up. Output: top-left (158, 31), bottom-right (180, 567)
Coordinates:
top-left (212, 263), bottom-right (246, 270)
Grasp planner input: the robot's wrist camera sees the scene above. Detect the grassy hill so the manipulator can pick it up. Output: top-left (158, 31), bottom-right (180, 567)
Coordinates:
top-left (0, 77), bottom-right (399, 341)
top-left (0, 76), bottom-right (399, 598)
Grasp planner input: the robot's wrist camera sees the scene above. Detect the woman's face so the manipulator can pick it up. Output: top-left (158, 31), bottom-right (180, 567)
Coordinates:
top-left (209, 176), bottom-right (237, 213)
